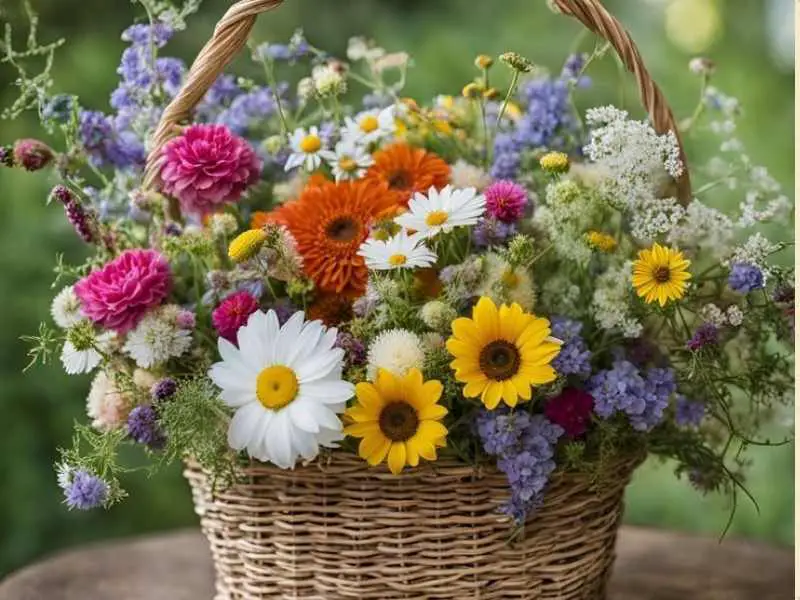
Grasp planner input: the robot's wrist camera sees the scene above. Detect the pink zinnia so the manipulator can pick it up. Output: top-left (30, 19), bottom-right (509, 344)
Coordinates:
top-left (484, 180), bottom-right (528, 223)
top-left (544, 388), bottom-right (594, 438)
top-left (159, 124), bottom-right (262, 217)
top-left (212, 291), bottom-right (260, 344)
top-left (75, 249), bottom-right (171, 333)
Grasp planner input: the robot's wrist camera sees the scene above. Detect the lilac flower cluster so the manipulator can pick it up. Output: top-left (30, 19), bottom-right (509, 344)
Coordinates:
top-left (127, 405), bottom-right (166, 449)
top-left (675, 396), bottom-right (705, 427)
top-left (687, 323), bottom-right (718, 351)
top-left (587, 360), bottom-right (675, 431)
top-left (490, 69), bottom-right (580, 180)
top-left (550, 317), bottom-right (592, 378)
top-left (472, 218), bottom-right (517, 248)
top-left (216, 86), bottom-right (286, 136)
top-left (475, 409), bottom-right (564, 521)
top-left (78, 110), bottom-right (145, 169)
top-left (59, 467), bottom-right (109, 510)
top-left (728, 263), bottom-right (764, 293)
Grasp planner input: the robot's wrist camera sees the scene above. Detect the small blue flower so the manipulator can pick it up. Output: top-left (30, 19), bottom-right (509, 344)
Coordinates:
top-left (728, 263), bottom-right (764, 293)
top-left (550, 317), bottom-right (592, 379)
top-left (472, 218), bottom-right (517, 248)
top-left (675, 396), bottom-right (705, 427)
top-left (127, 405), bottom-right (166, 449)
top-left (62, 468), bottom-right (109, 510)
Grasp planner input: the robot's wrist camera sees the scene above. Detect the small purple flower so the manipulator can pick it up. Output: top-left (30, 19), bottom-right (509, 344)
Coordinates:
top-left (687, 323), bottom-right (718, 351)
top-left (675, 396), bottom-right (705, 427)
top-left (63, 469), bottom-right (109, 510)
top-left (472, 218), bottom-right (517, 248)
top-left (335, 332), bottom-right (367, 367)
top-left (550, 317), bottom-right (592, 378)
top-left (151, 378), bottom-right (177, 401)
top-left (176, 310), bottom-right (196, 330)
top-left (121, 23), bottom-right (174, 48)
top-left (64, 199), bottom-right (96, 244)
top-left (127, 405), bottom-right (166, 449)
top-left (271, 301), bottom-right (296, 325)
top-left (728, 263), bottom-right (764, 293)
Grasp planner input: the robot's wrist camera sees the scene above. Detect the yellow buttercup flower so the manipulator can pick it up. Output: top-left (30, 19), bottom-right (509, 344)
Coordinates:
top-left (228, 229), bottom-right (267, 263)
top-left (539, 151), bottom-right (570, 174)
top-left (585, 231), bottom-right (617, 253)
top-left (344, 368), bottom-right (448, 475)
top-left (632, 243), bottom-right (692, 307)
top-left (446, 297), bottom-right (561, 410)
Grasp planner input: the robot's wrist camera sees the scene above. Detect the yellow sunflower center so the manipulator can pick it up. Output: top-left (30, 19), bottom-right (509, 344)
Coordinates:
top-left (299, 134), bottom-right (322, 154)
top-left (388, 254), bottom-right (407, 266)
top-left (653, 266), bottom-right (672, 283)
top-left (425, 210), bottom-right (449, 227)
top-left (501, 269), bottom-right (520, 289)
top-left (256, 365), bottom-right (298, 410)
top-left (479, 340), bottom-right (522, 381)
top-left (359, 115), bottom-right (379, 133)
top-left (338, 157), bottom-right (358, 172)
top-left (378, 401), bottom-right (419, 442)
top-left (325, 215), bottom-right (360, 243)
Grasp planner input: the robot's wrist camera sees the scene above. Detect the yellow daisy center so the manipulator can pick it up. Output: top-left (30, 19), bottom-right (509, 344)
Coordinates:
top-left (378, 401), bottom-right (419, 442)
top-left (338, 157), bottom-right (358, 172)
top-left (479, 339), bottom-right (522, 381)
top-left (256, 365), bottom-right (298, 410)
top-left (299, 134), bottom-right (321, 154)
top-left (388, 254), bottom-right (407, 266)
top-left (425, 210), bottom-right (449, 227)
top-left (501, 269), bottom-right (520, 289)
top-left (359, 115), bottom-right (379, 133)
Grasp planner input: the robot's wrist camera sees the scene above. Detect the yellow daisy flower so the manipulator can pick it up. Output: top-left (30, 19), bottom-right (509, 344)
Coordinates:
top-left (632, 243), bottom-right (692, 307)
top-left (344, 368), bottom-right (448, 475)
top-left (446, 297), bottom-right (561, 410)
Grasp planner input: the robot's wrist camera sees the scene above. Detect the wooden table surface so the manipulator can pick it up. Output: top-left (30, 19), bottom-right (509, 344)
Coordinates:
top-left (0, 527), bottom-right (793, 599)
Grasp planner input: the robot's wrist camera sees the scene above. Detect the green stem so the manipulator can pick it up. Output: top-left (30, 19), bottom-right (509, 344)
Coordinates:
top-left (495, 71), bottom-right (520, 128)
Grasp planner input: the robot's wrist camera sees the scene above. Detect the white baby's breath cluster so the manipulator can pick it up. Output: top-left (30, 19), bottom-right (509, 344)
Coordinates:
top-left (628, 196), bottom-right (685, 243)
top-left (591, 261), bottom-right (643, 338)
top-left (724, 233), bottom-right (781, 275)
top-left (666, 200), bottom-right (734, 257)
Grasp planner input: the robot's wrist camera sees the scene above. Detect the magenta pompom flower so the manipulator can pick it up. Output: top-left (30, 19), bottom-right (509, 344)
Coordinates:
top-left (159, 124), bottom-right (262, 217)
top-left (212, 290), bottom-right (260, 344)
top-left (544, 387), bottom-right (594, 438)
top-left (75, 249), bottom-right (171, 333)
top-left (484, 180), bottom-right (528, 223)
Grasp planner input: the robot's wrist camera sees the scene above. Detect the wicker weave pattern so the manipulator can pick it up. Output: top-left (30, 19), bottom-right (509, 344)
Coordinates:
top-left (184, 454), bottom-right (641, 599)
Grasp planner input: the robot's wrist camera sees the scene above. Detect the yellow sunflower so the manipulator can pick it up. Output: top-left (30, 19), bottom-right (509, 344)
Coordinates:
top-left (446, 297), bottom-right (562, 410)
top-left (344, 368), bottom-right (448, 475)
top-left (632, 243), bottom-right (691, 307)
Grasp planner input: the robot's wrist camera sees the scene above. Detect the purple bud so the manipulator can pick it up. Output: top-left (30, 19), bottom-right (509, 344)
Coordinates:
top-left (127, 405), bottom-right (166, 449)
top-left (64, 200), bottom-right (96, 244)
top-left (686, 323), bottom-right (718, 351)
top-left (150, 378), bottom-right (177, 401)
top-left (50, 184), bottom-right (74, 205)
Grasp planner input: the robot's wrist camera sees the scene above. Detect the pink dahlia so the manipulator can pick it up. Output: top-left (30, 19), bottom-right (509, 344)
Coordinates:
top-left (159, 124), bottom-right (262, 217)
top-left (75, 249), bottom-right (171, 333)
top-left (212, 291), bottom-right (260, 344)
top-left (544, 388), bottom-right (594, 438)
top-left (484, 180), bottom-right (528, 223)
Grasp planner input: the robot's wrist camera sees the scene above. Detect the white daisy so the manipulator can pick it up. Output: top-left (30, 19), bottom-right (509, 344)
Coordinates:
top-left (208, 310), bottom-right (354, 469)
top-left (51, 286), bottom-right (83, 329)
top-left (320, 140), bottom-right (374, 181)
top-left (61, 326), bottom-right (114, 375)
top-left (122, 306), bottom-right (193, 368)
top-left (285, 126), bottom-right (326, 172)
top-left (343, 106), bottom-right (395, 145)
top-left (395, 185), bottom-right (486, 238)
top-left (366, 328), bottom-right (425, 380)
top-left (358, 231), bottom-right (437, 271)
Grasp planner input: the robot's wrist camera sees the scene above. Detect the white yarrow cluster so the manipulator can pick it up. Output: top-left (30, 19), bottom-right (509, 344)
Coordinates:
top-left (534, 180), bottom-right (599, 265)
top-left (724, 233), bottom-right (781, 274)
top-left (312, 64), bottom-right (347, 97)
top-left (584, 106), bottom-right (683, 209)
top-left (629, 197), bottom-right (686, 243)
top-left (667, 200), bottom-right (734, 258)
top-left (123, 306), bottom-right (192, 368)
top-left (592, 262), bottom-right (643, 338)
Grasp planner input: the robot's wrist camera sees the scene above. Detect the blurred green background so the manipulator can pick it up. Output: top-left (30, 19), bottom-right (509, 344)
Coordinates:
top-left (0, 0), bottom-right (793, 577)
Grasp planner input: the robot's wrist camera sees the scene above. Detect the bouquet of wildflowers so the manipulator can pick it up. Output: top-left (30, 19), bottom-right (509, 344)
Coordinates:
top-left (7, 1), bottom-right (793, 527)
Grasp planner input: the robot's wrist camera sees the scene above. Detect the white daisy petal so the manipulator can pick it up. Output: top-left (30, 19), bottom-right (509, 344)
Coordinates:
top-left (228, 402), bottom-right (268, 450)
top-left (395, 185), bottom-right (485, 238)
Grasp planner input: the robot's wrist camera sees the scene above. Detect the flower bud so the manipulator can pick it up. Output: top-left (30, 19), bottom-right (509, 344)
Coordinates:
top-left (500, 52), bottom-right (534, 73)
top-left (474, 54), bottom-right (494, 70)
top-left (13, 138), bottom-right (54, 171)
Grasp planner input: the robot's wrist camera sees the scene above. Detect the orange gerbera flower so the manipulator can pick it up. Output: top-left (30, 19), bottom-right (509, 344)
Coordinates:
top-left (268, 179), bottom-right (397, 297)
top-left (364, 142), bottom-right (450, 209)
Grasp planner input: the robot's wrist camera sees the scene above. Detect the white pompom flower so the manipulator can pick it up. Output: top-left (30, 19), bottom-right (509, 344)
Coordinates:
top-left (366, 329), bottom-right (425, 380)
top-left (208, 309), bottom-right (354, 469)
top-left (395, 185), bottom-right (486, 238)
top-left (51, 286), bottom-right (83, 329)
top-left (358, 231), bottom-right (437, 271)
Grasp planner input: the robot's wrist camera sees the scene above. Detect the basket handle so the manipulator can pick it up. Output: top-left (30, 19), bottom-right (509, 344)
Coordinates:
top-left (144, 0), bottom-right (691, 202)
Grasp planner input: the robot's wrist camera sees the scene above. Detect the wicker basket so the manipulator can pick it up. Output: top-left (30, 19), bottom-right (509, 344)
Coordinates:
top-left (145, 1), bottom-right (692, 598)
top-left (184, 454), bottom-right (643, 600)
